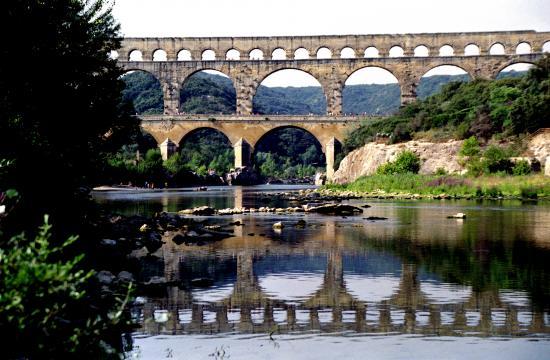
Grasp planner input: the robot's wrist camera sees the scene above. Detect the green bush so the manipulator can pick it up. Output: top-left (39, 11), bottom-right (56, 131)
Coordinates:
top-left (459, 136), bottom-right (481, 157)
top-left (377, 150), bottom-right (421, 175)
top-left (512, 160), bottom-right (532, 176)
top-left (520, 186), bottom-right (539, 199)
top-left (484, 186), bottom-right (502, 197)
top-left (483, 145), bottom-right (513, 174)
top-left (0, 216), bottom-right (132, 358)
top-left (434, 167), bottom-right (447, 176)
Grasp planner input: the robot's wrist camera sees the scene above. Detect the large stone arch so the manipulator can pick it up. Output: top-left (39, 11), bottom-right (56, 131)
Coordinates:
top-left (120, 69), bottom-right (164, 115)
top-left (179, 68), bottom-right (238, 114)
top-left (417, 62), bottom-right (475, 82)
top-left (177, 126), bottom-right (236, 147)
top-left (493, 60), bottom-right (537, 79)
top-left (249, 124), bottom-right (345, 179)
top-left (341, 65), bottom-right (401, 114)
top-left (250, 67), bottom-right (329, 115)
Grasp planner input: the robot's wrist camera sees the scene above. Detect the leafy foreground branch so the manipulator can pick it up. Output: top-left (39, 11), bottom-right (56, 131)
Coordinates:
top-left (0, 216), bottom-right (133, 359)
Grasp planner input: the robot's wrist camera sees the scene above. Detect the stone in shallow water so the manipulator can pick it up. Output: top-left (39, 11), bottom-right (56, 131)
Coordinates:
top-left (448, 213), bottom-right (466, 219)
top-left (306, 203), bottom-right (363, 216)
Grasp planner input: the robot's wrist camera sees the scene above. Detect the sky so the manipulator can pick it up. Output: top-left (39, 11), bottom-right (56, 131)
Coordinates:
top-left (112, 0), bottom-right (550, 86)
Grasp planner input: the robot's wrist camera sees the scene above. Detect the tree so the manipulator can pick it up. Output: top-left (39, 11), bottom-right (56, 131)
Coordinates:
top-left (0, 0), bottom-right (139, 232)
top-left (0, 1), bottom-right (137, 357)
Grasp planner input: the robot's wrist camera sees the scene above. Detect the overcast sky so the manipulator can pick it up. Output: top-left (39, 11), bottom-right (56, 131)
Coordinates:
top-left (112, 0), bottom-right (550, 86)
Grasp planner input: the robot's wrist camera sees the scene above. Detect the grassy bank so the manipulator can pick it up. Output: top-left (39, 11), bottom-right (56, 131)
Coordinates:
top-left (323, 174), bottom-right (550, 200)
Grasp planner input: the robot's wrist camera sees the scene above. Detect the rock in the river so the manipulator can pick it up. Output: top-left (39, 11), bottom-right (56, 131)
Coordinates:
top-left (178, 206), bottom-right (216, 216)
top-left (97, 270), bottom-right (116, 285)
top-left (295, 219), bottom-right (307, 228)
top-left (100, 238), bottom-right (117, 247)
top-left (364, 216), bottom-right (388, 221)
top-left (306, 203), bottom-right (363, 216)
top-left (272, 222), bottom-right (284, 229)
top-left (448, 213), bottom-right (466, 219)
top-left (117, 271), bottom-right (135, 283)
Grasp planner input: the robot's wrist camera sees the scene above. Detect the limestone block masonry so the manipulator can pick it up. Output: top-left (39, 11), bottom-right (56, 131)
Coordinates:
top-left (114, 31), bottom-right (550, 180)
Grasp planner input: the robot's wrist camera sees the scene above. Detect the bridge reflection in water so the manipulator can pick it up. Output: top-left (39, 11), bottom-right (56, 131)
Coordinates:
top-left (133, 229), bottom-right (549, 338)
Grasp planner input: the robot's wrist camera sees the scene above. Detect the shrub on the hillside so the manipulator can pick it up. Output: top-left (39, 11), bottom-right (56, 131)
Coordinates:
top-left (483, 145), bottom-right (514, 174)
top-left (459, 136), bottom-right (481, 157)
top-left (512, 160), bottom-right (532, 176)
top-left (377, 150), bottom-right (421, 175)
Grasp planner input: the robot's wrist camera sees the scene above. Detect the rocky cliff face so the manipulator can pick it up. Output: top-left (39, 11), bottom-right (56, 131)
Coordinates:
top-left (332, 140), bottom-right (465, 184)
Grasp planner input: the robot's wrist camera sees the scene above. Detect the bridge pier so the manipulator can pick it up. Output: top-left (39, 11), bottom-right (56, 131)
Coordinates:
top-left (162, 82), bottom-right (181, 115)
top-left (159, 138), bottom-right (178, 160)
top-left (234, 138), bottom-right (252, 168)
top-left (325, 137), bottom-right (341, 182)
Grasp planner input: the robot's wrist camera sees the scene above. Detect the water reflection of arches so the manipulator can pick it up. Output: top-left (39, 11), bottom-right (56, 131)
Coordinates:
top-left (136, 242), bottom-right (548, 337)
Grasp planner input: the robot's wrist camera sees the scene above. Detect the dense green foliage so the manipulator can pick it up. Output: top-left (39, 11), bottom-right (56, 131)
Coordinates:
top-left (325, 173), bottom-right (550, 199)
top-left (0, 216), bottom-right (131, 358)
top-left (254, 128), bottom-right (325, 179)
top-left (457, 137), bottom-right (532, 176)
top-left (178, 129), bottom-right (234, 174)
top-left (343, 56), bottom-right (550, 153)
top-left (0, 0), bottom-right (138, 228)
top-left (121, 71), bottom-right (163, 114)
top-left (376, 150), bottom-right (421, 175)
top-left (0, 1), bottom-right (136, 357)
top-left (104, 129), bottom-right (235, 186)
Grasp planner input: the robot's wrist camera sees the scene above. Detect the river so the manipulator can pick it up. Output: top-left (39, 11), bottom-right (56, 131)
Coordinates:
top-left (93, 185), bottom-right (550, 360)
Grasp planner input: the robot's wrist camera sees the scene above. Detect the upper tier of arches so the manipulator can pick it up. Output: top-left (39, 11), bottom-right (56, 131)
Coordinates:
top-left (119, 32), bottom-right (550, 62)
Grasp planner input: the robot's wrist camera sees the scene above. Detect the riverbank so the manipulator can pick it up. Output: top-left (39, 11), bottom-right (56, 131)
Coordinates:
top-left (323, 174), bottom-right (550, 200)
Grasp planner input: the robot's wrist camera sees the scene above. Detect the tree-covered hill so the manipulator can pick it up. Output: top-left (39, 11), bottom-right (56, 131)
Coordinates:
top-left (342, 56), bottom-right (550, 154)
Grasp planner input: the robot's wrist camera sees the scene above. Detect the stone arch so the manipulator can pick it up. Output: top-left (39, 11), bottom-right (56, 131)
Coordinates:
top-left (226, 48), bottom-right (240, 60)
top-left (489, 42), bottom-right (506, 55)
top-left (251, 125), bottom-right (325, 151)
top-left (342, 66), bottom-right (401, 115)
top-left (389, 46), bottom-right (404, 57)
top-left (464, 44), bottom-right (480, 56)
top-left (176, 127), bottom-right (236, 174)
top-left (419, 64), bottom-right (473, 79)
top-left (249, 48), bottom-right (264, 60)
top-left (271, 48), bottom-right (286, 60)
top-left (180, 69), bottom-right (237, 114)
top-left (364, 46), bottom-right (379, 58)
top-left (152, 49), bottom-right (167, 61)
top-left (414, 45), bottom-right (429, 57)
top-left (418, 64), bottom-right (472, 99)
top-left (316, 47), bottom-right (332, 59)
top-left (201, 49), bottom-right (216, 61)
top-left (439, 44), bottom-right (454, 56)
top-left (494, 61), bottom-right (536, 79)
top-left (252, 68), bottom-right (327, 115)
top-left (128, 49), bottom-right (143, 61)
top-left (252, 125), bottom-right (341, 179)
top-left (178, 126), bottom-right (236, 147)
top-left (294, 47), bottom-right (310, 59)
top-left (177, 49), bottom-right (192, 61)
top-left (120, 69), bottom-right (164, 114)
top-left (543, 41), bottom-right (550, 53)
top-left (515, 42), bottom-right (531, 54)
top-left (340, 47), bottom-right (356, 58)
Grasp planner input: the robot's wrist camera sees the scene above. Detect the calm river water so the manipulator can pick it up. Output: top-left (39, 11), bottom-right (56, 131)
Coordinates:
top-left (93, 185), bottom-right (550, 360)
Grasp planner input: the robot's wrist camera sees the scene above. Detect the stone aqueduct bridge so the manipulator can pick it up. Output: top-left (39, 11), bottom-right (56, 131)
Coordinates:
top-left (117, 30), bottom-right (550, 179)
